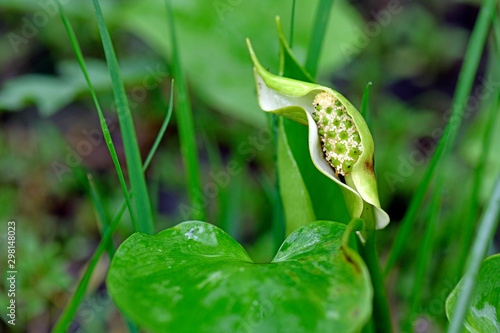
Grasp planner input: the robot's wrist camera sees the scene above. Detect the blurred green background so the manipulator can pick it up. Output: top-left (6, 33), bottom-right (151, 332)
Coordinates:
top-left (0, 0), bottom-right (499, 332)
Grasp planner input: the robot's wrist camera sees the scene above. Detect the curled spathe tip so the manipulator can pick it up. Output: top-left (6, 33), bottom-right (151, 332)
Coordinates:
top-left (247, 39), bottom-right (389, 230)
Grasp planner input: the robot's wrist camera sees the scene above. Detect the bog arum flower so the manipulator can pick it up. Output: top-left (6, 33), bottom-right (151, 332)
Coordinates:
top-left (247, 39), bottom-right (389, 230)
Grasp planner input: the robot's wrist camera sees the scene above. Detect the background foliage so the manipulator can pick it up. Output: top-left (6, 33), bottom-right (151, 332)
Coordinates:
top-left (0, 0), bottom-right (499, 332)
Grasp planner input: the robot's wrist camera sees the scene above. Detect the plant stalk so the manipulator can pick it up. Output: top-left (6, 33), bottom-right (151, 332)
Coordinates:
top-left (357, 205), bottom-right (392, 333)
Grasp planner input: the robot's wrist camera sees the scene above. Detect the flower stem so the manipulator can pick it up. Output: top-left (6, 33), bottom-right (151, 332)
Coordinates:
top-left (357, 205), bottom-right (392, 333)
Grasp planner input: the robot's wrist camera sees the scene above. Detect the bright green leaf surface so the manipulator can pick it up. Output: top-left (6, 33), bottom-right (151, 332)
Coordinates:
top-left (277, 117), bottom-right (315, 236)
top-left (446, 254), bottom-right (500, 333)
top-left (108, 221), bottom-right (372, 333)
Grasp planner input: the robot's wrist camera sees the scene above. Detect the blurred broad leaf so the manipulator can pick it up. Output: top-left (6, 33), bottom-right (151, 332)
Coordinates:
top-left (107, 220), bottom-right (372, 333)
top-left (116, 0), bottom-right (364, 126)
top-left (0, 0), bottom-right (363, 123)
top-left (446, 254), bottom-right (500, 333)
top-left (0, 58), bottom-right (167, 116)
top-left (0, 75), bottom-right (77, 116)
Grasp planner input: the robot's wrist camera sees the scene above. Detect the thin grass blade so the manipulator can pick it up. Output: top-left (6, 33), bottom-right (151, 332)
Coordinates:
top-left (57, 1), bottom-right (138, 232)
top-left (289, 0), bottom-right (296, 48)
top-left (277, 16), bottom-right (314, 81)
top-left (165, 0), bottom-right (206, 221)
top-left (384, 0), bottom-right (496, 275)
top-left (361, 82), bottom-right (372, 122)
top-left (51, 82), bottom-right (175, 333)
top-left (456, 90), bottom-right (500, 276)
top-left (92, 0), bottom-right (154, 234)
top-left (87, 174), bottom-right (115, 258)
top-left (144, 83), bottom-right (175, 168)
top-left (407, 177), bottom-right (443, 327)
top-left (456, 14), bottom-right (500, 277)
top-left (86, 174), bottom-right (139, 332)
top-left (447, 171), bottom-right (500, 332)
top-left (305, 0), bottom-right (335, 78)
top-left (202, 131), bottom-right (222, 216)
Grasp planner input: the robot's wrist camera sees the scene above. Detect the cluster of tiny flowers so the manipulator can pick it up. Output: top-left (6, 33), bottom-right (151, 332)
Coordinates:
top-left (312, 91), bottom-right (363, 176)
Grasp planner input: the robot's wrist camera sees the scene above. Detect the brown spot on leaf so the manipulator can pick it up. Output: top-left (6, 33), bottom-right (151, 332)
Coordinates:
top-left (341, 245), bottom-right (361, 274)
top-left (365, 158), bottom-right (375, 175)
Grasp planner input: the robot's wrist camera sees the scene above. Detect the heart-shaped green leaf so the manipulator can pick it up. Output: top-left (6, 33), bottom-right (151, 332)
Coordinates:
top-left (107, 221), bottom-right (372, 332)
top-left (446, 254), bottom-right (500, 332)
